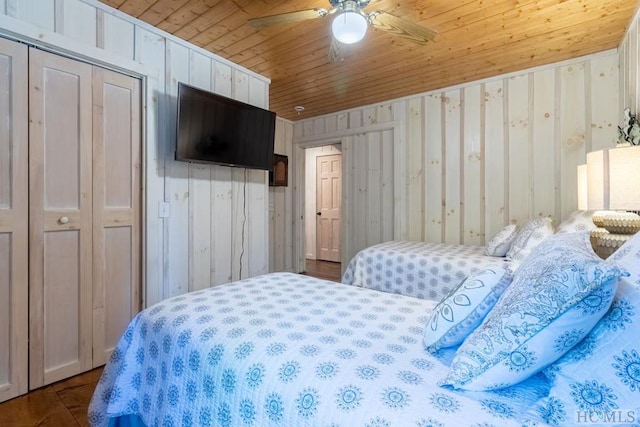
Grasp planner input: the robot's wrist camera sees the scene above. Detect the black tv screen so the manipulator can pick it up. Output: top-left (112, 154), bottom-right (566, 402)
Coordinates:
top-left (175, 82), bottom-right (276, 171)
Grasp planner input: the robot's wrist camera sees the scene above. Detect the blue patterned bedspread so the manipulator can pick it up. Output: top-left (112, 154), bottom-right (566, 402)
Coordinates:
top-left (89, 273), bottom-right (549, 427)
top-left (342, 241), bottom-right (508, 301)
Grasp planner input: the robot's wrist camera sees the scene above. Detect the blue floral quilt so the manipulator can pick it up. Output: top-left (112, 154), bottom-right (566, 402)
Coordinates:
top-left (89, 273), bottom-right (549, 427)
top-left (342, 241), bottom-right (508, 301)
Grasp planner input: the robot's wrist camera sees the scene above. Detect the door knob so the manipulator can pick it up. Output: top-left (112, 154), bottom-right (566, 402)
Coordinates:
top-left (316, 212), bottom-right (321, 216)
top-left (59, 216), bottom-right (69, 224)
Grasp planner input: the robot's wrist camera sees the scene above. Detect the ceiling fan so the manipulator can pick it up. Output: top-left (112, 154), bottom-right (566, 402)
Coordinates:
top-left (248, 0), bottom-right (438, 59)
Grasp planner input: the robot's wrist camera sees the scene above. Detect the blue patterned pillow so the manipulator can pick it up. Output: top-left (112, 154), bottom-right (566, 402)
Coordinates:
top-left (423, 267), bottom-right (512, 352)
top-left (484, 224), bottom-right (519, 257)
top-left (441, 232), bottom-right (626, 391)
top-left (527, 232), bottom-right (640, 426)
top-left (506, 217), bottom-right (554, 265)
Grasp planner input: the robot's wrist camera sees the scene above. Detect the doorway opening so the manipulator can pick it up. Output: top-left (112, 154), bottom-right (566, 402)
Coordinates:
top-left (305, 144), bottom-right (342, 265)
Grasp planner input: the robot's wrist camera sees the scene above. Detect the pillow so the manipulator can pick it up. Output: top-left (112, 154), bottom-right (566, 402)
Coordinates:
top-left (484, 224), bottom-right (519, 256)
top-left (506, 217), bottom-right (554, 264)
top-left (527, 232), bottom-right (640, 426)
top-left (423, 267), bottom-right (512, 352)
top-left (440, 232), bottom-right (626, 391)
top-left (555, 210), bottom-right (596, 234)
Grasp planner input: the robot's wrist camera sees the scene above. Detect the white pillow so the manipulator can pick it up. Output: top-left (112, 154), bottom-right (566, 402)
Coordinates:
top-left (423, 267), bottom-right (512, 352)
top-left (506, 217), bottom-right (554, 264)
top-left (555, 210), bottom-right (596, 234)
top-left (484, 224), bottom-right (519, 256)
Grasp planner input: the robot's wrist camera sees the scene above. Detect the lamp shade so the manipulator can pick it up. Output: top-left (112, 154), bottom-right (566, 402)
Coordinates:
top-left (608, 145), bottom-right (640, 210)
top-left (586, 146), bottom-right (640, 211)
top-left (577, 164), bottom-right (588, 210)
top-left (586, 149), bottom-right (609, 210)
top-left (332, 11), bottom-right (368, 44)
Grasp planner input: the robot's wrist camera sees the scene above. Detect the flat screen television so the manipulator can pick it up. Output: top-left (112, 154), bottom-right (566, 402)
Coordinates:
top-left (175, 82), bottom-right (276, 171)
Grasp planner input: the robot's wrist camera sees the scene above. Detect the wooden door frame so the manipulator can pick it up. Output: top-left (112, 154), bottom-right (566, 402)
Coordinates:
top-left (292, 121), bottom-right (405, 274)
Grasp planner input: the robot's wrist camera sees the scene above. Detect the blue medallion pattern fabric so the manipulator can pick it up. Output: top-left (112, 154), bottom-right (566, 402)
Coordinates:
top-left (423, 267), bottom-right (512, 352)
top-left (505, 217), bottom-right (554, 265)
top-left (528, 232), bottom-right (640, 425)
top-left (88, 273), bottom-right (550, 427)
top-left (342, 240), bottom-right (507, 301)
top-left (484, 224), bottom-right (519, 257)
top-left (441, 233), bottom-right (626, 391)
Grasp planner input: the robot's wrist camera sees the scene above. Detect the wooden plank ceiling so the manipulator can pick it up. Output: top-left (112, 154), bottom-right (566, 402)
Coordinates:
top-left (99, 0), bottom-right (638, 120)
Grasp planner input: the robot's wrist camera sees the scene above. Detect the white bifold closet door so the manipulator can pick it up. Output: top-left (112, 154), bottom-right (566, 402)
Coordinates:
top-left (0, 38), bottom-right (28, 402)
top-left (28, 48), bottom-right (141, 388)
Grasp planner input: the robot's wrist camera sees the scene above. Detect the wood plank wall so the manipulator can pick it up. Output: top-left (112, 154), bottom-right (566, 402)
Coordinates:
top-left (268, 118), bottom-right (295, 273)
top-left (0, 0), bottom-right (273, 306)
top-left (620, 7), bottom-right (640, 115)
top-left (294, 51), bottom-right (620, 267)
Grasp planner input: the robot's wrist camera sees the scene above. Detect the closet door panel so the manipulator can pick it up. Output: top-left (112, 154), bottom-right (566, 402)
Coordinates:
top-left (92, 67), bottom-right (141, 366)
top-left (0, 38), bottom-right (28, 403)
top-left (29, 48), bottom-right (93, 388)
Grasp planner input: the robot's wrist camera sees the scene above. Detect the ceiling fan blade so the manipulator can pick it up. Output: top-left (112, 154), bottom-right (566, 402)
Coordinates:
top-left (328, 38), bottom-right (344, 62)
top-left (248, 9), bottom-right (328, 28)
top-left (369, 11), bottom-right (438, 45)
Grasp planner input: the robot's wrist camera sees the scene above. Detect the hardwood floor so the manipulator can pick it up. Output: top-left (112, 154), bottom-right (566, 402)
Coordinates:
top-left (303, 258), bottom-right (342, 282)
top-left (0, 261), bottom-right (341, 426)
top-left (0, 367), bottom-right (103, 426)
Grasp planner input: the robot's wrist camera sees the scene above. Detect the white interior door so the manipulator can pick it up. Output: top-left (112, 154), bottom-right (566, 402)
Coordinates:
top-left (29, 48), bottom-right (94, 388)
top-left (316, 154), bottom-right (342, 262)
top-left (0, 38), bottom-right (28, 403)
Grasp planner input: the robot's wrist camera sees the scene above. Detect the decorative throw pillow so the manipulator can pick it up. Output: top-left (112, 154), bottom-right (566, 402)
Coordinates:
top-left (555, 210), bottom-right (597, 234)
top-left (423, 267), bottom-right (512, 352)
top-left (526, 232), bottom-right (640, 426)
top-left (506, 217), bottom-right (554, 264)
top-left (484, 224), bottom-right (519, 257)
top-left (440, 232), bottom-right (626, 391)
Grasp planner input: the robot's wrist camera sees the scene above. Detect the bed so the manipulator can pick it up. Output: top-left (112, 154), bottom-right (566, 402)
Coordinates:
top-left (88, 272), bottom-right (549, 427)
top-left (342, 241), bottom-right (508, 301)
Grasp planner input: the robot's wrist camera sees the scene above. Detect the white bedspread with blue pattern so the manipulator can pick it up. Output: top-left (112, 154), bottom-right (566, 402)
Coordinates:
top-left (89, 273), bottom-right (549, 427)
top-left (342, 241), bottom-right (508, 301)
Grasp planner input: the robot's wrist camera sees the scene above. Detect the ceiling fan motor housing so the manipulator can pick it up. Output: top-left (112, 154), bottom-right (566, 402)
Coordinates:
top-left (329, 0), bottom-right (371, 11)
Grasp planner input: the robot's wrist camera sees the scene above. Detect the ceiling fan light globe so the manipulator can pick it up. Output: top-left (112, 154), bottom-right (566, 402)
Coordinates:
top-left (331, 11), bottom-right (367, 44)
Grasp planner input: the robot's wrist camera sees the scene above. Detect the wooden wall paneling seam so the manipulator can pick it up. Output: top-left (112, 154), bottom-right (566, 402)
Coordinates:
top-left (479, 84), bottom-right (487, 242)
top-left (367, 133), bottom-right (381, 247)
top-left (0, 37), bottom-right (28, 403)
top-left (380, 129), bottom-right (394, 244)
top-left (559, 62), bottom-right (587, 221)
top-left (188, 49), bottom-right (213, 292)
top-left (134, 27), bottom-right (165, 308)
top-left (462, 85), bottom-right (483, 245)
top-left (628, 18), bottom-right (638, 111)
top-left (406, 97), bottom-right (423, 242)
top-left (165, 40), bottom-right (190, 297)
top-left (284, 121), bottom-right (294, 272)
top-left (506, 75), bottom-right (530, 225)
top-left (211, 61), bottom-right (233, 287)
top-left (424, 93), bottom-right (443, 242)
top-left (590, 55), bottom-right (619, 152)
top-left (444, 89), bottom-right (461, 244)
top-left (531, 68), bottom-right (557, 221)
top-left (482, 80), bottom-right (506, 238)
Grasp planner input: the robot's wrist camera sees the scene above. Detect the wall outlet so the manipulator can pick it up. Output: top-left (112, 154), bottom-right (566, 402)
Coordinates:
top-left (158, 201), bottom-right (170, 218)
